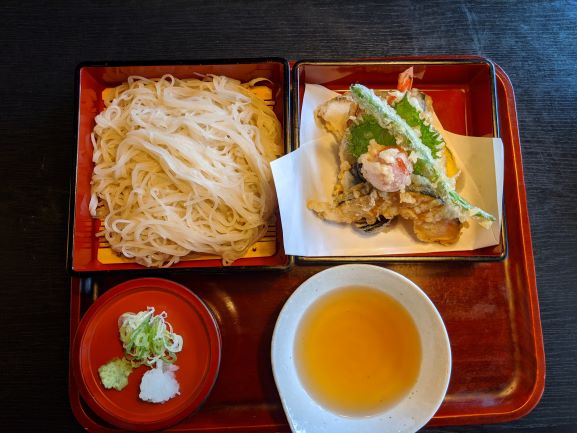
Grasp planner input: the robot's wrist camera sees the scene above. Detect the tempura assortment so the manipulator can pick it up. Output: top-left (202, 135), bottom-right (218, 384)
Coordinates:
top-left (308, 68), bottom-right (495, 244)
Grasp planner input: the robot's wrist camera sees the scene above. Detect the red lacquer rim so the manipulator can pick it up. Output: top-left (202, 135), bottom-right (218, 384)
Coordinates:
top-left (428, 56), bottom-right (545, 426)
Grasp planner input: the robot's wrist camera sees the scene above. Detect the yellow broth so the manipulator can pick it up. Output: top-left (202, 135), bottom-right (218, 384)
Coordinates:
top-left (294, 286), bottom-right (422, 416)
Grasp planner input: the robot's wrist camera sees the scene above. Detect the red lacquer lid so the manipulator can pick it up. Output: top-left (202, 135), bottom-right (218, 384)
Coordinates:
top-left (71, 278), bottom-right (221, 431)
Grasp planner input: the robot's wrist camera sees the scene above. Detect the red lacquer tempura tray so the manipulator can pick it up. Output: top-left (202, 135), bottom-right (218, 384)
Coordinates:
top-left (68, 57), bottom-right (544, 432)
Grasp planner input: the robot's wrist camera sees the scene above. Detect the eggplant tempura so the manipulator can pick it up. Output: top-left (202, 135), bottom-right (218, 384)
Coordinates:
top-left (307, 68), bottom-right (495, 245)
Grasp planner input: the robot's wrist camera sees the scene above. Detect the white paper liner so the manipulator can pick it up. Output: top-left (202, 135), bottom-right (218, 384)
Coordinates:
top-left (271, 84), bottom-right (504, 257)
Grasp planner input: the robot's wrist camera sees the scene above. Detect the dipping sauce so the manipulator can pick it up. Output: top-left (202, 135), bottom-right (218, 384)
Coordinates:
top-left (294, 286), bottom-right (422, 417)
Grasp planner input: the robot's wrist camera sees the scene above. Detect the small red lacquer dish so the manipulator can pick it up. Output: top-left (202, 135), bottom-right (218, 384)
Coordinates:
top-left (71, 278), bottom-right (221, 431)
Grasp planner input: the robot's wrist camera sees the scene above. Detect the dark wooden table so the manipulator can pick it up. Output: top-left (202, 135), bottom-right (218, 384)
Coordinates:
top-left (2, 1), bottom-right (576, 432)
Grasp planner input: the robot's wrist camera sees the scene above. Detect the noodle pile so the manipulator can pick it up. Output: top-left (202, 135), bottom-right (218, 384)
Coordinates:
top-left (89, 74), bottom-right (283, 267)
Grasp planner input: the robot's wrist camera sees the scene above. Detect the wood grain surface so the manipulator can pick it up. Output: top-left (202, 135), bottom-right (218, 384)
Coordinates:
top-left (1, 0), bottom-right (576, 432)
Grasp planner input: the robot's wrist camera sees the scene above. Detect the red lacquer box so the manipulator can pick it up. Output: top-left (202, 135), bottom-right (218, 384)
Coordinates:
top-left (68, 57), bottom-right (544, 432)
top-left (293, 58), bottom-right (506, 263)
top-left (68, 59), bottom-right (292, 274)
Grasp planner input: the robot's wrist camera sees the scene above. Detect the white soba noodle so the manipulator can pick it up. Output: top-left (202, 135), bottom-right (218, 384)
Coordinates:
top-left (89, 74), bottom-right (283, 267)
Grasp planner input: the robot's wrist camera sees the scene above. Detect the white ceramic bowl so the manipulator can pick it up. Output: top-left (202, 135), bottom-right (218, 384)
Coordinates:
top-left (271, 264), bottom-right (451, 433)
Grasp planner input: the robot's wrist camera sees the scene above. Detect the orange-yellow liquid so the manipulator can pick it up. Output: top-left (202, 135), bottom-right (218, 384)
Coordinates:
top-left (294, 286), bottom-right (422, 416)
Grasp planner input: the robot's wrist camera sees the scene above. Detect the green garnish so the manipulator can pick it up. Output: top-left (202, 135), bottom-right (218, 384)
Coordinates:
top-left (412, 159), bottom-right (428, 177)
top-left (119, 307), bottom-right (183, 367)
top-left (348, 114), bottom-right (395, 158)
top-left (349, 84), bottom-right (495, 223)
top-left (98, 358), bottom-right (133, 391)
top-left (394, 94), bottom-right (444, 159)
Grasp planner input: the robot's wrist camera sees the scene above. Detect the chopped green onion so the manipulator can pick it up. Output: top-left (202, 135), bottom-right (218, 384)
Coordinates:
top-left (118, 307), bottom-right (183, 367)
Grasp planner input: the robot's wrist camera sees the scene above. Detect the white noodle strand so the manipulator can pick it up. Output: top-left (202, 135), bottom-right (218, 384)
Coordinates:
top-left (90, 75), bottom-right (282, 267)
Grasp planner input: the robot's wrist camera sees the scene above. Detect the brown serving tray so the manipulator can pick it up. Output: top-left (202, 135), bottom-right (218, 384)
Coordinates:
top-left (68, 57), bottom-right (544, 432)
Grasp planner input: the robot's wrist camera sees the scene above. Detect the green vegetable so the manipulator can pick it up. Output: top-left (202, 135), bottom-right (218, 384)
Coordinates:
top-left (411, 159), bottom-right (428, 177)
top-left (348, 114), bottom-right (395, 158)
top-left (349, 84), bottom-right (495, 223)
top-left (98, 358), bottom-right (133, 391)
top-left (119, 307), bottom-right (183, 367)
top-left (394, 94), bottom-right (444, 159)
